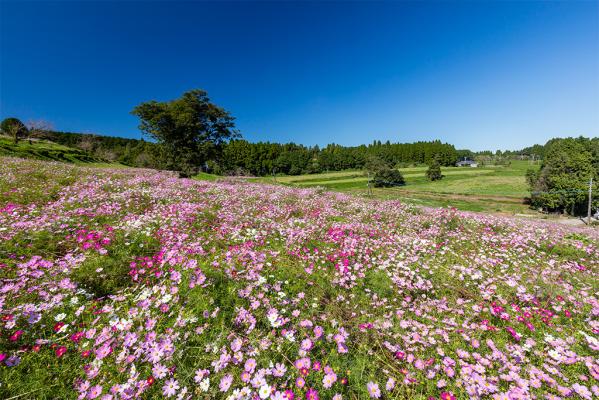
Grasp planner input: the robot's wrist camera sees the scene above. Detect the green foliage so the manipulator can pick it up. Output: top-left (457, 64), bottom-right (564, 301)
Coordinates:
top-left (131, 89), bottom-right (240, 176)
top-left (425, 159), bottom-right (443, 181)
top-left (372, 167), bottom-right (405, 187)
top-left (363, 154), bottom-right (390, 174)
top-left (528, 137), bottom-right (597, 215)
top-left (1, 117), bottom-right (28, 143)
top-left (525, 168), bottom-right (539, 187)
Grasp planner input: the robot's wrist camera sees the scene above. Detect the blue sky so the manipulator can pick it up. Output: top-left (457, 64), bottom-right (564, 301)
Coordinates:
top-left (1, 1), bottom-right (597, 151)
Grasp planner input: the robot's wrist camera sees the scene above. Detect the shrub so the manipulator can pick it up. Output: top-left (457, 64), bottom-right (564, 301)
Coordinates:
top-left (372, 167), bottom-right (405, 187)
top-left (426, 160), bottom-right (443, 181)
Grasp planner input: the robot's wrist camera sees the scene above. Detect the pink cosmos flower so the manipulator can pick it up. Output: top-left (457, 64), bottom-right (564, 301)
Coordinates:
top-left (367, 382), bottom-right (381, 398)
top-left (273, 362), bottom-right (287, 377)
top-left (219, 374), bottom-right (233, 392)
top-left (313, 326), bottom-right (324, 338)
top-left (440, 392), bottom-right (456, 400)
top-left (386, 378), bottom-right (395, 391)
top-left (300, 339), bottom-right (313, 351)
top-left (306, 388), bottom-right (319, 400)
top-left (55, 346), bottom-right (67, 358)
top-left (9, 330), bottom-right (23, 342)
top-left (162, 378), bottom-right (179, 398)
top-left (322, 372), bottom-right (337, 388)
top-left (87, 385), bottom-right (102, 399)
top-left (245, 358), bottom-right (257, 373)
top-left (241, 370), bottom-right (251, 383)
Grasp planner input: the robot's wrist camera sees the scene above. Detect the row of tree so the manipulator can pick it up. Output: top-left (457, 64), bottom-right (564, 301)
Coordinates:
top-left (217, 139), bottom-right (459, 176)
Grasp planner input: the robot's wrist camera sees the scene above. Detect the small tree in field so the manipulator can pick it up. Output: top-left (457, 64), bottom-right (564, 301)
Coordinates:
top-left (426, 158), bottom-right (443, 181)
top-left (1, 117), bottom-right (28, 143)
top-left (132, 89), bottom-right (240, 177)
top-left (372, 168), bottom-right (405, 187)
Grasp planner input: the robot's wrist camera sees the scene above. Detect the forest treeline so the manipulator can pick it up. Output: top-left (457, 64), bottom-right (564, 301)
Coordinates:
top-left (38, 131), bottom-right (539, 176)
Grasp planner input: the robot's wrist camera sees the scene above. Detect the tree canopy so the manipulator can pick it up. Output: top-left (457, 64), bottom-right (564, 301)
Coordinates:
top-left (528, 137), bottom-right (598, 215)
top-left (372, 167), bottom-right (406, 188)
top-left (131, 89), bottom-right (239, 176)
top-left (1, 117), bottom-right (28, 143)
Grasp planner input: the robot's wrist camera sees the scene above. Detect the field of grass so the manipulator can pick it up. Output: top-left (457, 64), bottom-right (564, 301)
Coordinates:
top-left (1, 157), bottom-right (598, 399)
top-left (193, 171), bottom-right (221, 181)
top-left (0, 136), bottom-right (106, 164)
top-left (256, 161), bottom-right (538, 214)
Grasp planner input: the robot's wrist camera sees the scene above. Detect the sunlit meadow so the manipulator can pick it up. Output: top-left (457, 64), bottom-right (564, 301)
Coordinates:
top-left (0, 157), bottom-right (597, 399)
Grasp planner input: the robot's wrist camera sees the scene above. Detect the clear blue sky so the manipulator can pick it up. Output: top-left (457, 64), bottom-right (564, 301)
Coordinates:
top-left (1, 1), bottom-right (598, 151)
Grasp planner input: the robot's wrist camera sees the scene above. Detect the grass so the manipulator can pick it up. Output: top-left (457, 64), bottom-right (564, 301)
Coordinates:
top-left (0, 137), bottom-right (107, 164)
top-left (193, 171), bottom-right (221, 181)
top-left (256, 161), bottom-right (539, 214)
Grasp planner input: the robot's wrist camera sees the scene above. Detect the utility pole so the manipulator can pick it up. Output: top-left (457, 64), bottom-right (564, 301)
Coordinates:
top-left (588, 177), bottom-right (593, 225)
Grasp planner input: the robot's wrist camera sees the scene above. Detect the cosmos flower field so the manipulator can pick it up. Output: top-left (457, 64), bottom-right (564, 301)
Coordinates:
top-left (1, 158), bottom-right (598, 400)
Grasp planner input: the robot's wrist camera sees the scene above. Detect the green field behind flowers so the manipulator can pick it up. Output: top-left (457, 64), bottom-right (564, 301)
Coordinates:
top-left (251, 161), bottom-right (538, 214)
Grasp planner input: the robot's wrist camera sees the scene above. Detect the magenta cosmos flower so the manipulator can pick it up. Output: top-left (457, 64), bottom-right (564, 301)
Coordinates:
top-left (305, 388), bottom-right (319, 400)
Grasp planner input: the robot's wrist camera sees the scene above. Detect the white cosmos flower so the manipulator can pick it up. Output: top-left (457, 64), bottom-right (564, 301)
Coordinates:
top-left (259, 384), bottom-right (271, 399)
top-left (55, 313), bottom-right (66, 321)
top-left (548, 349), bottom-right (560, 360)
top-left (199, 378), bottom-right (210, 392)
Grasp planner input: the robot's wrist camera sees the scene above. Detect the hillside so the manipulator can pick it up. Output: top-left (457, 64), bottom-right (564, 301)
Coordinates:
top-left (1, 157), bottom-right (597, 399)
top-left (0, 137), bottom-right (106, 164)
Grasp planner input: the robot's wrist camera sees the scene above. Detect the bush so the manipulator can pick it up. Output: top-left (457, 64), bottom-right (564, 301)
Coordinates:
top-left (426, 160), bottom-right (443, 181)
top-left (372, 168), bottom-right (405, 187)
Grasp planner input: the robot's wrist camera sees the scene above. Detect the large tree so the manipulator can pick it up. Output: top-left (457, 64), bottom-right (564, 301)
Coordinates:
top-left (131, 89), bottom-right (239, 176)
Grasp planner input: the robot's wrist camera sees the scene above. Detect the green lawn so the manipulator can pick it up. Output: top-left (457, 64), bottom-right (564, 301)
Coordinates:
top-left (256, 161), bottom-right (540, 214)
top-left (193, 171), bottom-right (221, 181)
